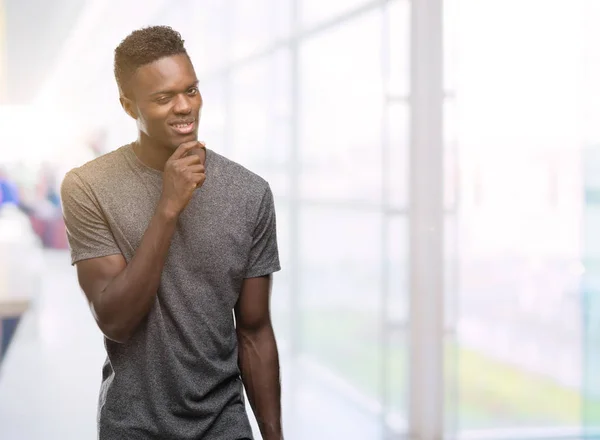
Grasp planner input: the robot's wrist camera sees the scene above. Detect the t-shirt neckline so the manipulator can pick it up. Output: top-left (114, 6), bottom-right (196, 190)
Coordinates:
top-left (123, 142), bottom-right (211, 178)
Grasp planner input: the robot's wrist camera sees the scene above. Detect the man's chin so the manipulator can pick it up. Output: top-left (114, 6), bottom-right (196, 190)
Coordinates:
top-left (169, 133), bottom-right (198, 149)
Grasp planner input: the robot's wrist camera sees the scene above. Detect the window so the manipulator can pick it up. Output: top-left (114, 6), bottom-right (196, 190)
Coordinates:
top-left (299, 206), bottom-right (383, 403)
top-left (299, 10), bottom-right (382, 205)
top-left (230, 0), bottom-right (291, 60)
top-left (449, 0), bottom-right (593, 433)
top-left (198, 79), bottom-right (226, 151)
top-left (300, 0), bottom-right (374, 28)
top-left (186, 0), bottom-right (230, 75)
top-left (230, 50), bottom-right (291, 198)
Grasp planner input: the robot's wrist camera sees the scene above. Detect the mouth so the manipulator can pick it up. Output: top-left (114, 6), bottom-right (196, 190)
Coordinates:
top-left (169, 119), bottom-right (196, 135)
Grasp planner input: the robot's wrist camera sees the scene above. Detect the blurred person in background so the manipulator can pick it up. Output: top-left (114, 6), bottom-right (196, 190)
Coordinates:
top-left (13, 164), bottom-right (66, 248)
top-left (60, 26), bottom-right (282, 440)
top-left (0, 167), bottom-right (20, 208)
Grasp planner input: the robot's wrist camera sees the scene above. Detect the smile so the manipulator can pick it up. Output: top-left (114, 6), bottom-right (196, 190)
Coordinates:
top-left (170, 120), bottom-right (195, 135)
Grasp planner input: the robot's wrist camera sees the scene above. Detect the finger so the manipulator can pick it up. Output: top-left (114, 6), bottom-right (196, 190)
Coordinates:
top-left (178, 154), bottom-right (203, 166)
top-left (185, 141), bottom-right (206, 157)
top-left (187, 143), bottom-right (206, 165)
top-left (187, 164), bottom-right (205, 174)
top-left (170, 141), bottom-right (201, 160)
top-left (193, 174), bottom-right (206, 188)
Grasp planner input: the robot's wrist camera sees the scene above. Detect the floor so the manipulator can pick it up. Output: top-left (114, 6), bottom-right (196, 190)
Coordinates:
top-left (0, 249), bottom-right (383, 440)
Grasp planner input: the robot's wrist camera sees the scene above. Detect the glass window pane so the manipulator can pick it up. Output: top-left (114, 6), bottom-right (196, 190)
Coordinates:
top-left (270, 202), bottom-right (292, 345)
top-left (387, 0), bottom-right (410, 97)
top-left (386, 217), bottom-right (408, 324)
top-left (186, 0), bottom-right (230, 74)
top-left (299, 206), bottom-right (382, 408)
top-left (384, 329), bottom-right (408, 436)
top-left (387, 104), bottom-right (409, 210)
top-left (445, 215), bottom-right (459, 330)
top-left (300, 0), bottom-right (373, 28)
top-left (299, 11), bottom-right (382, 204)
top-left (148, 5), bottom-right (187, 30)
top-left (451, 0), bottom-right (589, 433)
top-left (231, 0), bottom-right (292, 60)
top-left (444, 0), bottom-right (458, 93)
top-left (230, 50), bottom-right (291, 198)
top-left (583, 1), bottom-right (600, 147)
top-left (582, 147), bottom-right (600, 432)
top-left (198, 79), bottom-right (226, 149)
top-left (383, 217), bottom-right (408, 434)
top-left (445, 100), bottom-right (458, 211)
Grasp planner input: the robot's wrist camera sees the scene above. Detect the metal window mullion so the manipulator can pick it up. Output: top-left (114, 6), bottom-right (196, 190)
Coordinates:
top-left (222, 0), bottom-right (234, 157)
top-left (288, 0), bottom-right (302, 427)
top-left (380, 0), bottom-right (393, 435)
top-left (409, 0), bottom-right (445, 440)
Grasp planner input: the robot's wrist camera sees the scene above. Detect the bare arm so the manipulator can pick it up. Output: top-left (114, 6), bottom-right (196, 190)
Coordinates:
top-left (73, 141), bottom-right (206, 343)
top-left (235, 275), bottom-right (282, 440)
top-left (76, 205), bottom-right (177, 343)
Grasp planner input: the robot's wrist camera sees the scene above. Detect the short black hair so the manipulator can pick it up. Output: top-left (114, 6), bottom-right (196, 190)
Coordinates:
top-left (114, 25), bottom-right (188, 97)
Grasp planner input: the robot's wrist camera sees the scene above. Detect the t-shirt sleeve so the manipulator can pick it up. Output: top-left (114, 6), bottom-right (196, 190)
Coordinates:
top-left (244, 184), bottom-right (281, 278)
top-left (60, 170), bottom-right (122, 266)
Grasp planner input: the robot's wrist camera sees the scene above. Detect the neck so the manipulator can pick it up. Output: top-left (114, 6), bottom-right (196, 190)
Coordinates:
top-left (133, 133), bottom-right (174, 172)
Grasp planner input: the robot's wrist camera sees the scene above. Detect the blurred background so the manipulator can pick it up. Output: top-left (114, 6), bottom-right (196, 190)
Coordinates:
top-left (1, 0), bottom-right (600, 439)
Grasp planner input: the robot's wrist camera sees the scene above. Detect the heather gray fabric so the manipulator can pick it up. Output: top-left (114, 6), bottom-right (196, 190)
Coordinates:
top-left (60, 143), bottom-right (281, 440)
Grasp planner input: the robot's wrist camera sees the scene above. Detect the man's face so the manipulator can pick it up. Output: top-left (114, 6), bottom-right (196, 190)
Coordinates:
top-left (126, 53), bottom-right (202, 149)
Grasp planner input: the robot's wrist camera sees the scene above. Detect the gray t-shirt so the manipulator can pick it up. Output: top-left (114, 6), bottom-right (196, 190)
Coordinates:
top-left (60, 143), bottom-right (281, 440)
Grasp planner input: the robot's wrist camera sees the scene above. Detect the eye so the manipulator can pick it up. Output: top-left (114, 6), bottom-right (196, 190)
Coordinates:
top-left (156, 96), bottom-right (171, 105)
top-left (187, 87), bottom-right (199, 96)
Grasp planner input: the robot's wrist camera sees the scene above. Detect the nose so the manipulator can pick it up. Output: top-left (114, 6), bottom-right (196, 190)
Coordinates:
top-left (173, 93), bottom-right (192, 115)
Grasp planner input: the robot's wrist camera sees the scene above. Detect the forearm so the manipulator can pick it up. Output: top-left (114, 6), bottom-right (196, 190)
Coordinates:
top-left (238, 325), bottom-right (282, 440)
top-left (96, 200), bottom-right (177, 342)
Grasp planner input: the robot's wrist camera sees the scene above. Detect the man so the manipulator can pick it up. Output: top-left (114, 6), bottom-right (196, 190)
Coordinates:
top-left (60, 26), bottom-right (282, 440)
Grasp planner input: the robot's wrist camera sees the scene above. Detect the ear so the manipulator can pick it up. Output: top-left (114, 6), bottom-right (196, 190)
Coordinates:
top-left (120, 95), bottom-right (138, 120)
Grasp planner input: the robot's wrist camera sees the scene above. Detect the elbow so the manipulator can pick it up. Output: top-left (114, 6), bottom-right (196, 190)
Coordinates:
top-left (93, 305), bottom-right (134, 343)
top-left (91, 298), bottom-right (135, 344)
top-left (104, 326), bottom-right (133, 344)
top-left (99, 321), bottom-right (133, 344)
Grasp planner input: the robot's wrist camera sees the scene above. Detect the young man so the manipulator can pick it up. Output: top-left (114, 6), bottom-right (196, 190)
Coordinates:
top-left (60, 26), bottom-right (282, 440)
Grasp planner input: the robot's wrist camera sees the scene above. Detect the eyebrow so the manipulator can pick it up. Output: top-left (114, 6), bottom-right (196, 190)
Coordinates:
top-left (149, 80), bottom-right (199, 97)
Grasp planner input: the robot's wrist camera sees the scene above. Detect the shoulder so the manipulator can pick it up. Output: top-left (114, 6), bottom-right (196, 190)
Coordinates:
top-left (61, 145), bottom-right (130, 191)
top-left (209, 149), bottom-right (270, 199)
